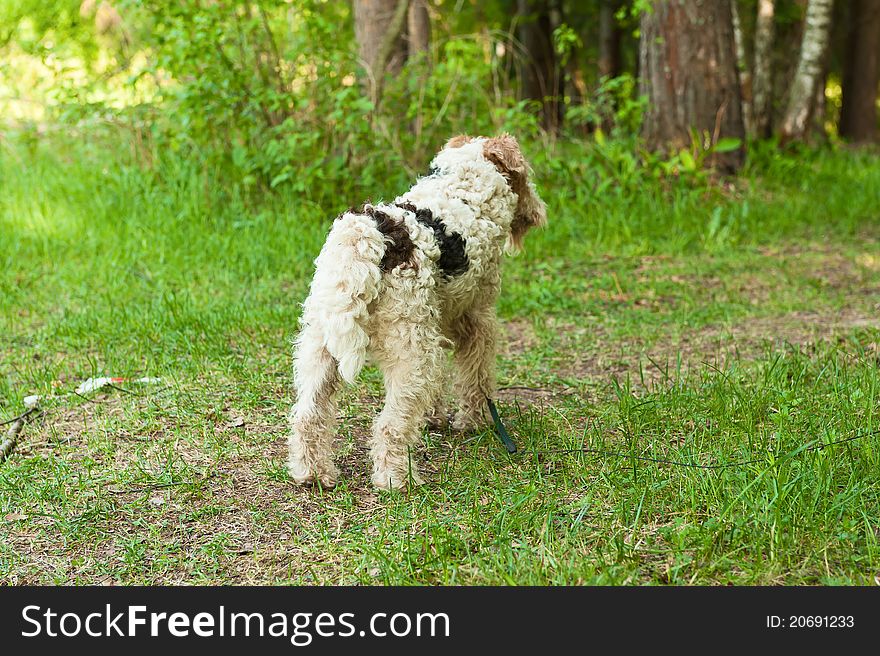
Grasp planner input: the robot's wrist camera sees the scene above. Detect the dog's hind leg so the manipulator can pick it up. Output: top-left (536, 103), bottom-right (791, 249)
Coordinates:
top-left (370, 320), bottom-right (444, 490)
top-left (288, 325), bottom-right (341, 487)
top-left (450, 306), bottom-right (498, 431)
top-left (424, 362), bottom-right (451, 430)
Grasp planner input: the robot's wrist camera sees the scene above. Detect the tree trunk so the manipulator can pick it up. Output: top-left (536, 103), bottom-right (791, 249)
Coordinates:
top-left (779, 0), bottom-right (834, 143)
top-left (810, 41), bottom-right (831, 141)
top-left (517, 0), bottom-right (563, 133)
top-left (751, 0), bottom-right (775, 137)
top-left (770, 0), bottom-right (806, 133)
top-left (732, 0), bottom-right (752, 135)
top-left (354, 0), bottom-right (409, 105)
top-left (598, 0), bottom-right (621, 79)
top-left (639, 0), bottom-right (746, 172)
top-left (840, 0), bottom-right (880, 143)
top-left (405, 0), bottom-right (429, 137)
top-left (406, 0), bottom-right (430, 59)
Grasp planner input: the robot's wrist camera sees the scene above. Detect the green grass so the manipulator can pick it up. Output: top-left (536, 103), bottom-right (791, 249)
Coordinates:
top-left (1, 130), bottom-right (879, 584)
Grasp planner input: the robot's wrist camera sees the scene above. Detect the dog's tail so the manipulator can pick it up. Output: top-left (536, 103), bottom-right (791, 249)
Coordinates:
top-left (298, 212), bottom-right (386, 384)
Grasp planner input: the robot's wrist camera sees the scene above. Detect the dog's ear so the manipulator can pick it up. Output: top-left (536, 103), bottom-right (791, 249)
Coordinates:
top-left (507, 180), bottom-right (547, 252)
top-left (484, 134), bottom-right (547, 252)
top-left (482, 134), bottom-right (527, 191)
top-left (445, 134), bottom-right (473, 149)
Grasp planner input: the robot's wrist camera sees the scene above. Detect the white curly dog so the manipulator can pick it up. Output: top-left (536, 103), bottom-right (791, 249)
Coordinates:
top-left (288, 134), bottom-right (546, 490)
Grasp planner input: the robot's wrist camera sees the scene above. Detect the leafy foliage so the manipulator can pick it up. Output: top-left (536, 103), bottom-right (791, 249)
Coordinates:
top-left (0, 0), bottom-right (728, 199)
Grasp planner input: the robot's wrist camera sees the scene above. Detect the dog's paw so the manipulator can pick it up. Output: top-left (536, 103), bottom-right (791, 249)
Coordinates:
top-left (371, 466), bottom-right (424, 491)
top-left (451, 409), bottom-right (484, 432)
top-left (288, 458), bottom-right (339, 488)
top-left (424, 412), bottom-right (450, 431)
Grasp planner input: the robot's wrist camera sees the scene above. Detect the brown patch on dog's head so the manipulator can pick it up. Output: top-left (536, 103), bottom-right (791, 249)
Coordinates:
top-left (445, 134), bottom-right (474, 149)
top-left (482, 134), bottom-right (547, 251)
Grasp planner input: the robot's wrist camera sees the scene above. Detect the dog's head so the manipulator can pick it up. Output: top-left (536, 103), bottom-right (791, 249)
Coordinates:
top-left (439, 134), bottom-right (547, 252)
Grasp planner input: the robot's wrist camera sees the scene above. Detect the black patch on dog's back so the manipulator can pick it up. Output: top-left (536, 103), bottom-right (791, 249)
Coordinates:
top-left (351, 205), bottom-right (416, 272)
top-left (395, 203), bottom-right (469, 278)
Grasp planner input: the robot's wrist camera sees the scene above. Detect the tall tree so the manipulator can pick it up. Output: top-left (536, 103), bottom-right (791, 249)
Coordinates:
top-left (406, 0), bottom-right (430, 59)
top-left (517, 0), bottom-right (563, 133)
top-left (770, 0), bottom-right (807, 132)
top-left (732, 0), bottom-right (752, 134)
top-left (354, 0), bottom-right (410, 106)
top-left (839, 0), bottom-right (880, 143)
top-left (810, 32), bottom-right (832, 140)
top-left (779, 0), bottom-right (834, 143)
top-left (639, 0), bottom-right (746, 172)
top-left (598, 0), bottom-right (622, 79)
top-left (751, 0), bottom-right (776, 137)
top-left (406, 0), bottom-right (429, 137)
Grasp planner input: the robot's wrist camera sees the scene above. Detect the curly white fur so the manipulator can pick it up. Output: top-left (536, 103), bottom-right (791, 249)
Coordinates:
top-left (288, 135), bottom-right (546, 490)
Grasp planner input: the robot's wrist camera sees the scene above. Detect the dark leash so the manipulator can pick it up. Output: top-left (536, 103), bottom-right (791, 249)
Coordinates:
top-left (487, 397), bottom-right (517, 454)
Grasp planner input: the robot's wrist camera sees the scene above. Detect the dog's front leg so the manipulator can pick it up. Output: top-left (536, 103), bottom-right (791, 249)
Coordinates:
top-left (450, 307), bottom-right (498, 431)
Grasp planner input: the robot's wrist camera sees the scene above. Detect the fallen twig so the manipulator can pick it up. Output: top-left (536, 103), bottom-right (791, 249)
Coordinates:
top-left (0, 409), bottom-right (36, 427)
top-left (0, 406), bottom-right (39, 462)
top-left (1, 376), bottom-right (162, 462)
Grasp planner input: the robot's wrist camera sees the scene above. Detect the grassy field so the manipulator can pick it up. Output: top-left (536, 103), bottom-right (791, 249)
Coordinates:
top-left (1, 131), bottom-right (879, 585)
